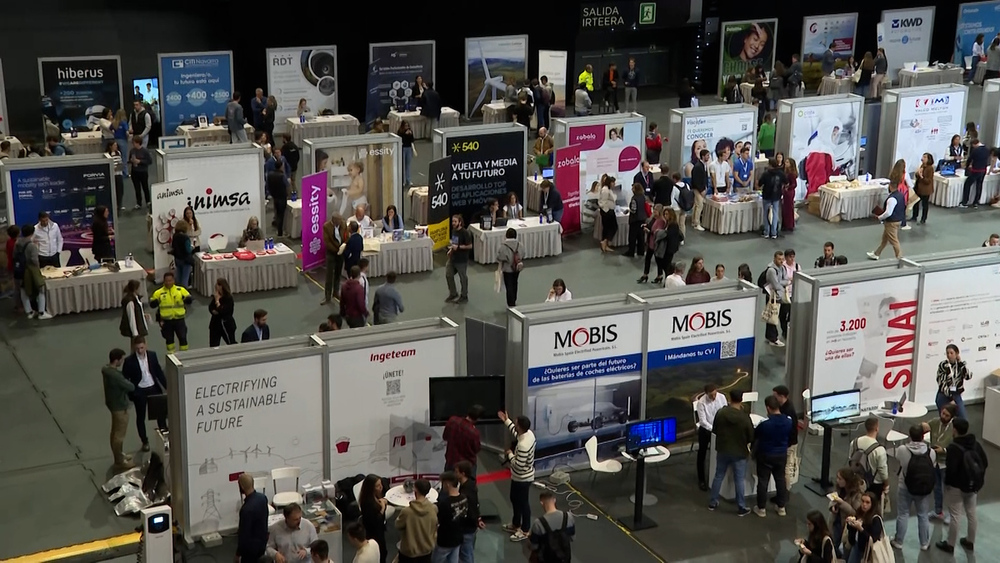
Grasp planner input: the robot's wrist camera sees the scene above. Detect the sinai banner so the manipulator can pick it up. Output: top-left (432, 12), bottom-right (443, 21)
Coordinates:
top-left (158, 51), bottom-right (234, 136)
top-left (39, 56), bottom-right (123, 133)
top-left (300, 171), bottom-right (328, 271)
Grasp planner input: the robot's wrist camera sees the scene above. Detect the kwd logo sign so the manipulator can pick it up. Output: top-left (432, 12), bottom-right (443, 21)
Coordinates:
top-left (554, 324), bottom-right (618, 349)
top-left (672, 310), bottom-right (732, 333)
top-left (891, 18), bottom-right (923, 28)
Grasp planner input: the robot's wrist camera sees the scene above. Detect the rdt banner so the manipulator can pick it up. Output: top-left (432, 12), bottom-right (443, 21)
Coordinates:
top-left (366, 41), bottom-right (436, 129)
top-left (426, 156), bottom-right (452, 250)
top-left (553, 145), bottom-right (581, 235)
top-left (267, 46), bottom-right (338, 135)
top-left (300, 171), bottom-right (328, 271)
top-left (444, 128), bottom-right (527, 224)
top-left (158, 51), bottom-right (234, 136)
top-left (880, 8), bottom-right (935, 82)
top-left (39, 56), bottom-right (123, 133)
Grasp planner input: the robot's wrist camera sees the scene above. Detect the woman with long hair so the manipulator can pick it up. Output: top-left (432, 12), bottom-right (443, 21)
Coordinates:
top-left (296, 98), bottom-right (311, 117)
top-left (208, 278), bottom-right (236, 346)
top-left (985, 36), bottom-right (1000, 81)
top-left (106, 141), bottom-right (125, 212)
top-left (323, 214), bottom-right (348, 304)
top-left (856, 52), bottom-right (875, 98)
top-left (99, 108), bottom-right (115, 142)
top-left (91, 205), bottom-right (114, 260)
top-left (655, 207), bottom-right (683, 283)
top-left (597, 175), bottom-right (618, 253)
top-left (120, 279), bottom-right (148, 341)
top-left (504, 191), bottom-right (524, 220)
top-left (737, 263), bottom-right (753, 284)
top-left (263, 95), bottom-right (277, 143)
top-left (397, 120), bottom-right (416, 187)
top-left (382, 205), bottom-right (403, 231)
top-left (239, 216), bottom-right (263, 247)
top-left (797, 509), bottom-right (835, 563)
top-left (912, 153), bottom-right (934, 224)
top-left (546, 278), bottom-right (572, 302)
top-left (829, 467), bottom-right (865, 558)
top-left (639, 204), bottom-right (666, 284)
top-left (171, 219), bottom-right (194, 288)
top-left (625, 183), bottom-right (648, 257)
top-left (685, 256), bottom-right (710, 285)
top-left (113, 109), bottom-right (130, 178)
top-left (781, 155), bottom-right (798, 232)
top-left (182, 206), bottom-right (201, 252)
top-left (358, 474), bottom-right (389, 563)
top-left (845, 492), bottom-right (884, 563)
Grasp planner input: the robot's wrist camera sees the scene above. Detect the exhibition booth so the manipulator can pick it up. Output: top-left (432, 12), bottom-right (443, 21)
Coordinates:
top-left (978, 78), bottom-right (1000, 148)
top-left (166, 318), bottom-right (459, 544)
top-left (874, 83), bottom-right (969, 178)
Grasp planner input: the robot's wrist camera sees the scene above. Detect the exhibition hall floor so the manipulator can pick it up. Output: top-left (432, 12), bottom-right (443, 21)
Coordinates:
top-left (2, 87), bottom-right (999, 562)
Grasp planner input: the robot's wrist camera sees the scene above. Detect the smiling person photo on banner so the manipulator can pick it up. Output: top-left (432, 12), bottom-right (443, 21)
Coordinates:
top-left (719, 21), bottom-right (777, 97)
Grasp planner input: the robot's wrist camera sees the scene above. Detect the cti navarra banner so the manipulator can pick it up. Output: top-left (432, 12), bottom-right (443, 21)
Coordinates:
top-left (39, 56), bottom-right (123, 133)
top-left (426, 156), bottom-right (452, 250)
top-left (366, 41), bottom-right (436, 130)
top-left (158, 51), bottom-right (234, 136)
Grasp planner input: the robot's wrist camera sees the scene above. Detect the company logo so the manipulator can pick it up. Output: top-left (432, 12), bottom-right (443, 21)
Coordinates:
top-left (187, 187), bottom-right (251, 212)
top-left (82, 172), bottom-right (105, 179)
top-left (915, 96), bottom-right (949, 108)
top-left (554, 325), bottom-right (618, 349)
top-left (672, 310), bottom-right (733, 333)
top-left (809, 23), bottom-right (818, 33)
top-left (165, 91), bottom-right (182, 107)
top-left (271, 54), bottom-right (294, 66)
top-left (365, 147), bottom-right (395, 157)
top-left (685, 117), bottom-right (708, 126)
top-left (572, 133), bottom-right (597, 142)
top-left (901, 35), bottom-right (909, 45)
top-left (891, 17), bottom-right (923, 29)
top-left (557, 155), bottom-right (581, 168)
top-left (370, 348), bottom-right (416, 363)
top-left (830, 287), bottom-right (840, 296)
top-left (157, 187), bottom-right (184, 199)
top-left (57, 67), bottom-right (104, 80)
top-left (171, 60), bottom-right (185, 69)
top-left (308, 184), bottom-right (323, 236)
top-left (187, 88), bottom-right (208, 107)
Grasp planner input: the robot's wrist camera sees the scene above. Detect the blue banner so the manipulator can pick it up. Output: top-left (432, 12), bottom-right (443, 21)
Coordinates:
top-left (955, 2), bottom-right (1000, 63)
top-left (39, 57), bottom-right (122, 133)
top-left (366, 42), bottom-right (436, 130)
top-left (647, 337), bottom-right (756, 369)
top-left (159, 52), bottom-right (233, 136)
top-left (527, 353), bottom-right (642, 387)
top-left (10, 163), bottom-right (115, 265)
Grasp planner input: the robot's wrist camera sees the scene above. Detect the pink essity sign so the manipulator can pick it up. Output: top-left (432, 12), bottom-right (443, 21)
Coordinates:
top-left (300, 171), bottom-right (328, 271)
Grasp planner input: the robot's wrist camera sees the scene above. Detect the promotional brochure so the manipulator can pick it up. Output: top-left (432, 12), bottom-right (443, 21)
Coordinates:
top-left (568, 118), bottom-right (643, 233)
top-left (801, 13), bottom-right (859, 65)
top-left (312, 139), bottom-right (400, 221)
top-left (880, 8), bottom-right (936, 82)
top-left (789, 98), bottom-right (863, 193)
top-left (366, 41), bottom-right (436, 129)
top-left (718, 20), bottom-right (778, 97)
top-left (39, 56), bottom-right (123, 133)
top-left (300, 171), bottom-right (328, 271)
top-left (465, 36), bottom-right (528, 118)
top-left (678, 111), bottom-right (756, 176)
top-left (895, 90), bottom-right (967, 174)
top-left (266, 46), bottom-right (338, 134)
top-left (159, 52), bottom-right (234, 136)
top-left (444, 129), bottom-right (526, 223)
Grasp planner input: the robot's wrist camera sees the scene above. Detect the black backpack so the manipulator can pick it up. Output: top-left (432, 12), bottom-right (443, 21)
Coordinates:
top-left (677, 182), bottom-right (695, 212)
top-left (904, 449), bottom-right (936, 496)
top-left (538, 512), bottom-right (572, 563)
top-left (756, 268), bottom-right (769, 295)
top-left (957, 443), bottom-right (986, 493)
top-left (12, 242), bottom-right (27, 278)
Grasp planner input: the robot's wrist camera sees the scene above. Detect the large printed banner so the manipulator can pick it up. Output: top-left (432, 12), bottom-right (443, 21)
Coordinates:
top-left (718, 20), bottom-right (778, 97)
top-left (894, 90), bottom-right (967, 174)
top-left (802, 13), bottom-right (859, 63)
top-left (465, 36), bottom-right (528, 118)
top-left (312, 139), bottom-right (400, 221)
top-left (427, 156), bottom-right (452, 250)
top-left (568, 119), bottom-right (643, 232)
top-left (538, 50), bottom-right (568, 110)
top-left (678, 111), bottom-right (756, 177)
top-left (880, 8), bottom-right (936, 82)
top-left (554, 145), bottom-right (581, 235)
top-left (0, 59), bottom-right (9, 136)
top-left (955, 2), bottom-right (1000, 64)
top-left (159, 52), bottom-right (234, 137)
top-left (645, 297), bottom-right (757, 446)
top-left (267, 46), bottom-right (338, 135)
top-left (151, 179), bottom-right (193, 280)
top-left (39, 56), bottom-right (123, 133)
top-left (812, 276), bottom-right (920, 409)
top-left (527, 312), bottom-right (643, 471)
top-left (913, 264), bottom-right (1000, 404)
top-left (789, 98), bottom-right (863, 197)
top-left (181, 356), bottom-right (325, 536)
top-left (300, 171), bottom-right (328, 271)
top-left (444, 129), bottom-right (526, 223)
top-left (8, 162), bottom-right (115, 265)
top-left (366, 41), bottom-right (436, 129)
top-left (328, 337), bottom-right (453, 482)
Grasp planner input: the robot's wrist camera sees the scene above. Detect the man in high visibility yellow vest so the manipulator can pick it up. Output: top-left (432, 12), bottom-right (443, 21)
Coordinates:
top-left (149, 271), bottom-right (193, 352)
top-left (577, 64), bottom-right (594, 100)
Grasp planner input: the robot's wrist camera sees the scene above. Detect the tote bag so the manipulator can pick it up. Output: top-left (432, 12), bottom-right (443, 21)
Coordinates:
top-left (865, 516), bottom-right (894, 563)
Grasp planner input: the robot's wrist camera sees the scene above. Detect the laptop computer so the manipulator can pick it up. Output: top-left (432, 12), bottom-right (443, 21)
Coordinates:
top-left (246, 240), bottom-right (265, 252)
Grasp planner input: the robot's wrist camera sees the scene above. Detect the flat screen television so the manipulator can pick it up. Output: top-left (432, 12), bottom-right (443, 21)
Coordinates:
top-left (810, 389), bottom-right (862, 423)
top-left (624, 417), bottom-right (677, 453)
top-left (429, 376), bottom-right (505, 426)
top-left (132, 78), bottom-right (159, 106)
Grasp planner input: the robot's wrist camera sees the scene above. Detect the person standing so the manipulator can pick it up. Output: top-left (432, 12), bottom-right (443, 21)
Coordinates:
top-left (358, 474), bottom-right (390, 563)
top-left (936, 344), bottom-right (972, 419)
top-left (129, 136), bottom-right (153, 208)
top-left (752, 395), bottom-right (792, 517)
top-left (539, 180), bottom-right (564, 222)
top-left (622, 58), bottom-right (639, 112)
top-left (33, 212), bottom-right (63, 268)
top-left (267, 160), bottom-right (289, 237)
top-left (708, 391), bottom-right (754, 516)
top-left (309, 540), bottom-right (333, 563)
top-left (251, 89), bottom-right (267, 132)
top-left (266, 503), bottom-right (318, 563)
top-left (690, 149), bottom-right (710, 231)
top-left (763, 251), bottom-right (789, 346)
top-left (499, 410), bottom-right (536, 541)
top-left (597, 177), bottom-right (618, 254)
top-left (443, 406), bottom-right (483, 473)
top-left (398, 121), bottom-right (416, 187)
top-left (90, 205), bottom-right (114, 261)
top-left (433, 471), bottom-right (468, 563)
top-left (149, 272), bottom-right (193, 352)
top-left (129, 99), bottom-right (152, 148)
top-left (528, 491), bottom-right (575, 563)
top-left (936, 418), bottom-right (989, 554)
top-left (119, 279), bottom-right (148, 342)
top-left (208, 278), bottom-right (237, 346)
top-left (771, 386), bottom-right (799, 498)
top-left (848, 417), bottom-right (890, 506)
top-left (912, 153), bottom-right (934, 223)
top-left (263, 96), bottom-right (278, 146)
top-left (962, 138), bottom-right (990, 207)
top-left (15, 224), bottom-right (52, 319)
top-left (758, 158), bottom-right (786, 239)
top-left (102, 348), bottom-right (135, 470)
top-left (418, 83), bottom-right (443, 131)
top-left (373, 271), bottom-right (405, 325)
top-left (236, 473), bottom-right (270, 563)
top-left (495, 228), bottom-right (524, 308)
top-left (891, 425), bottom-right (936, 550)
top-left (926, 404), bottom-right (957, 522)
top-left (226, 91), bottom-right (248, 143)
top-left (867, 168), bottom-right (906, 261)
top-left (445, 215), bottom-right (472, 304)
top-left (696, 384), bottom-right (728, 491)
top-left (170, 219), bottom-right (194, 288)
top-left (624, 184), bottom-right (648, 257)
top-left (346, 522), bottom-right (381, 563)
top-left (122, 337), bottom-right (167, 451)
top-left (396, 479), bottom-right (438, 563)
top-left (821, 44), bottom-right (836, 76)
top-left (454, 461), bottom-right (483, 563)
top-left (733, 145), bottom-right (754, 190)
top-left (322, 214), bottom-right (347, 304)
top-left (241, 309), bottom-right (270, 342)
top-left (601, 63), bottom-right (619, 112)
top-left (344, 222), bottom-right (364, 274)
top-left (340, 266), bottom-right (368, 328)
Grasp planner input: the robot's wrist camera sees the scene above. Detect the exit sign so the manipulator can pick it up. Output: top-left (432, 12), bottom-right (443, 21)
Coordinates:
top-left (639, 2), bottom-right (655, 24)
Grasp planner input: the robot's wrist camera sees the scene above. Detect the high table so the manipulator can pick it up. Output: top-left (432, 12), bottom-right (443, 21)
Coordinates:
top-left (702, 196), bottom-right (763, 235)
top-left (286, 114), bottom-right (360, 146)
top-left (818, 181), bottom-right (888, 222)
top-left (470, 217), bottom-right (562, 264)
top-left (593, 208), bottom-right (631, 247)
top-left (817, 76), bottom-right (854, 96)
top-left (42, 260), bottom-right (147, 316)
top-left (3, 135), bottom-right (24, 157)
top-left (362, 234), bottom-right (434, 277)
top-left (62, 131), bottom-right (106, 154)
top-left (387, 107), bottom-right (461, 139)
top-left (975, 64), bottom-right (987, 85)
top-left (898, 67), bottom-right (965, 88)
top-left (193, 246), bottom-right (298, 296)
top-left (407, 186), bottom-right (428, 225)
top-left (176, 124), bottom-right (254, 146)
top-left (481, 101), bottom-right (509, 124)
top-left (385, 484), bottom-right (438, 507)
top-left (931, 171), bottom-right (1000, 207)
top-left (525, 175), bottom-right (547, 212)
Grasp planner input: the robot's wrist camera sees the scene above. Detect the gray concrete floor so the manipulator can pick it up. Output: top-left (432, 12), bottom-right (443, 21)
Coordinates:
top-left (1, 87), bottom-right (997, 562)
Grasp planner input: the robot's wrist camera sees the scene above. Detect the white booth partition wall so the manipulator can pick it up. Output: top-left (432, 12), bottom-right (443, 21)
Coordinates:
top-left (774, 94), bottom-right (865, 198)
top-left (300, 133), bottom-right (402, 220)
top-left (166, 336), bottom-right (328, 542)
top-left (506, 295), bottom-right (645, 475)
top-left (431, 123), bottom-right (527, 224)
top-left (875, 83), bottom-right (969, 177)
top-left (980, 79), bottom-right (1000, 148)
top-left (633, 282), bottom-right (761, 451)
top-left (0, 154), bottom-right (117, 265)
top-left (318, 318), bottom-right (459, 484)
top-left (666, 104), bottom-right (756, 178)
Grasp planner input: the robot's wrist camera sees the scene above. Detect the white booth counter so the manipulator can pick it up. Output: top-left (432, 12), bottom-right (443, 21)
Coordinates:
top-left (62, 131), bottom-right (106, 154)
top-left (470, 217), bottom-right (562, 264)
top-left (985, 386), bottom-right (1000, 448)
top-left (287, 114), bottom-right (360, 146)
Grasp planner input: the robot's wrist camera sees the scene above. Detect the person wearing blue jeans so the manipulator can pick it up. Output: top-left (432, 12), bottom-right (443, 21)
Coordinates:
top-left (454, 461), bottom-right (482, 563)
top-left (935, 345), bottom-right (971, 420)
top-left (926, 403), bottom-right (956, 521)
top-left (398, 120), bottom-right (416, 187)
top-left (757, 158), bottom-right (786, 239)
top-left (433, 471), bottom-right (466, 563)
top-left (892, 425), bottom-right (936, 550)
top-left (707, 390), bottom-right (754, 515)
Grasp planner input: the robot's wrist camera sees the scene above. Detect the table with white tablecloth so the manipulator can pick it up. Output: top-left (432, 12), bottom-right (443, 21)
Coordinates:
top-left (362, 234), bottom-right (434, 277)
top-left (702, 197), bottom-right (763, 235)
top-left (176, 124), bottom-right (255, 146)
top-left (470, 217), bottom-right (562, 264)
top-left (43, 261), bottom-right (147, 316)
top-left (193, 246), bottom-right (298, 295)
top-left (975, 64), bottom-right (987, 85)
top-left (593, 208), bottom-right (630, 246)
top-left (387, 107), bottom-right (461, 139)
top-left (3, 136), bottom-right (25, 157)
top-left (525, 175), bottom-right (549, 212)
top-left (481, 102), bottom-right (509, 125)
top-left (932, 171), bottom-right (1000, 207)
top-left (62, 131), bottom-right (106, 154)
top-left (817, 76), bottom-right (854, 96)
top-left (898, 67), bottom-right (964, 88)
top-left (818, 182), bottom-right (888, 222)
top-left (407, 186), bottom-right (428, 225)
top-left (287, 115), bottom-right (360, 146)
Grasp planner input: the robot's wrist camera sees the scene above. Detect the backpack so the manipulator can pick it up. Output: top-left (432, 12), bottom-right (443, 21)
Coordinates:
top-left (756, 268), bottom-right (769, 295)
top-left (12, 242), bottom-right (27, 278)
top-left (538, 512), bottom-right (572, 563)
top-left (957, 443), bottom-right (986, 492)
top-left (511, 245), bottom-right (524, 272)
top-left (904, 449), bottom-right (936, 496)
top-left (849, 439), bottom-right (882, 488)
top-left (677, 182), bottom-right (695, 212)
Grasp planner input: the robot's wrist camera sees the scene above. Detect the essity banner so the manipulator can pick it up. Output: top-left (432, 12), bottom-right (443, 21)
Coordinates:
top-left (300, 171), bottom-right (328, 271)
top-left (267, 46), bottom-right (338, 135)
top-left (880, 8), bottom-right (935, 82)
top-left (158, 51), bottom-right (234, 136)
top-left (39, 56), bottom-right (123, 133)
top-left (554, 145), bottom-right (582, 235)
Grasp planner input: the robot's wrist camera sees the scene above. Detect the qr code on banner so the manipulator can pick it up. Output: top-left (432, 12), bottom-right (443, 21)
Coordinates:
top-left (386, 379), bottom-right (401, 396)
top-left (720, 340), bottom-right (736, 359)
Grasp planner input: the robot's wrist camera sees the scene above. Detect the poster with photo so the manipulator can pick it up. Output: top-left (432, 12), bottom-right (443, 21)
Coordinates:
top-left (465, 36), bottom-right (528, 118)
top-left (568, 119), bottom-right (643, 232)
top-left (789, 98), bottom-right (863, 196)
top-left (267, 46), bottom-right (338, 134)
top-left (954, 2), bottom-right (1000, 64)
top-left (538, 50), bottom-right (568, 110)
top-left (39, 56), bottom-right (123, 133)
top-left (677, 111), bottom-right (757, 179)
top-left (895, 90), bottom-right (967, 174)
top-left (718, 20), bottom-right (778, 97)
top-left (811, 276), bottom-right (920, 409)
top-left (366, 41), bottom-right (435, 129)
top-left (313, 140), bottom-right (400, 221)
top-left (801, 13), bottom-right (859, 68)
top-left (159, 52), bottom-right (233, 137)
top-left (444, 129), bottom-right (526, 223)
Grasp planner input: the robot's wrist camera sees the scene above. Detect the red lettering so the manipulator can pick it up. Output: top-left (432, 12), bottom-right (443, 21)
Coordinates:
top-left (883, 369), bottom-right (911, 389)
top-left (885, 333), bottom-right (914, 358)
top-left (887, 301), bottom-right (918, 331)
top-left (882, 300), bottom-right (917, 391)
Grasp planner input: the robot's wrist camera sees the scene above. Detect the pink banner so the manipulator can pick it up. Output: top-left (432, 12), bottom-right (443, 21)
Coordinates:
top-left (554, 145), bottom-right (581, 235)
top-left (301, 171), bottom-right (328, 271)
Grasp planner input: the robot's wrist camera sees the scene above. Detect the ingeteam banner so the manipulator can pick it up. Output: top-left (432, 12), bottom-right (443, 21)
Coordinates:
top-left (366, 41), bottom-right (436, 129)
top-left (38, 56), bottom-right (123, 133)
top-left (158, 51), bottom-right (234, 136)
top-left (880, 8), bottom-right (936, 82)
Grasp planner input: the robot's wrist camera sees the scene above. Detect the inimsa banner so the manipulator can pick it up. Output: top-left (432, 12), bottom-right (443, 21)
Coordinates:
top-left (366, 41), bottom-right (436, 129)
top-left (39, 56), bottom-right (123, 133)
top-left (158, 51), bottom-right (234, 136)
top-left (426, 156), bottom-right (452, 250)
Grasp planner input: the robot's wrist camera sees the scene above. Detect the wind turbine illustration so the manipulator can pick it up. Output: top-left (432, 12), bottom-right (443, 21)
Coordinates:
top-left (472, 40), bottom-right (505, 116)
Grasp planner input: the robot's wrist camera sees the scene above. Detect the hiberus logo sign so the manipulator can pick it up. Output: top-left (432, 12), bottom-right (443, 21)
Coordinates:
top-left (554, 324), bottom-right (618, 349)
top-left (57, 67), bottom-right (104, 80)
top-left (672, 310), bottom-right (733, 333)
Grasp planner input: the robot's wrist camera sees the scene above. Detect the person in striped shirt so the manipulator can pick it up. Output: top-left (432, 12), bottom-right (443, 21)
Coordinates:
top-left (499, 410), bottom-right (536, 542)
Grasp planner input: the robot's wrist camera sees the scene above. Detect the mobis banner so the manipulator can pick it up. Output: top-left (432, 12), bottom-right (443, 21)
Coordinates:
top-left (39, 56), bottom-right (123, 133)
top-left (445, 129), bottom-right (526, 223)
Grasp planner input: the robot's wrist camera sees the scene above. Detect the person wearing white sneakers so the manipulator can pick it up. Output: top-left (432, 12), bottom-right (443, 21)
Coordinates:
top-left (867, 161), bottom-right (906, 261)
top-left (752, 395), bottom-right (792, 518)
top-left (892, 424), bottom-right (936, 551)
top-left (14, 224), bottom-right (53, 319)
top-left (763, 251), bottom-right (788, 346)
top-left (499, 410), bottom-right (536, 542)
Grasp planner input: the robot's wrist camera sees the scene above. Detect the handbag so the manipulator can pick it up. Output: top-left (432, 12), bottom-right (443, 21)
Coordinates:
top-left (787, 449), bottom-right (801, 485)
top-left (494, 266), bottom-right (503, 293)
top-left (761, 293), bottom-right (780, 325)
top-left (865, 516), bottom-right (894, 563)
top-left (852, 68), bottom-right (862, 83)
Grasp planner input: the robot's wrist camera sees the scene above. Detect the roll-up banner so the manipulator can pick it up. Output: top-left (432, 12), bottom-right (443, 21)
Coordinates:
top-left (554, 145), bottom-right (582, 234)
top-left (465, 35), bottom-right (529, 118)
top-left (645, 296), bottom-right (757, 446)
top-left (366, 41), bottom-right (436, 129)
top-left (955, 2), bottom-right (1000, 65)
top-left (718, 20), bottom-right (778, 97)
top-left (811, 276), bottom-right (920, 409)
top-left (789, 97), bottom-right (863, 185)
top-left (568, 119), bottom-right (644, 231)
top-left (894, 90), bottom-right (967, 174)
top-left (267, 46), bottom-right (338, 135)
top-left (801, 13), bottom-right (859, 68)
top-left (427, 156), bottom-right (452, 250)
top-left (0, 59), bottom-right (9, 136)
top-left (158, 52), bottom-right (234, 137)
top-left (300, 171), bottom-right (328, 271)
top-left (537, 50), bottom-right (568, 110)
top-left (443, 128), bottom-right (526, 224)
top-left (328, 336), bottom-right (454, 482)
top-left (151, 179), bottom-right (193, 279)
top-left (38, 56), bottom-right (123, 133)
top-left (311, 137), bottom-right (401, 221)
top-left (181, 355), bottom-right (326, 536)
top-left (527, 312), bottom-right (643, 472)
top-left (880, 8), bottom-right (936, 82)
top-left (677, 110), bottom-right (756, 177)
